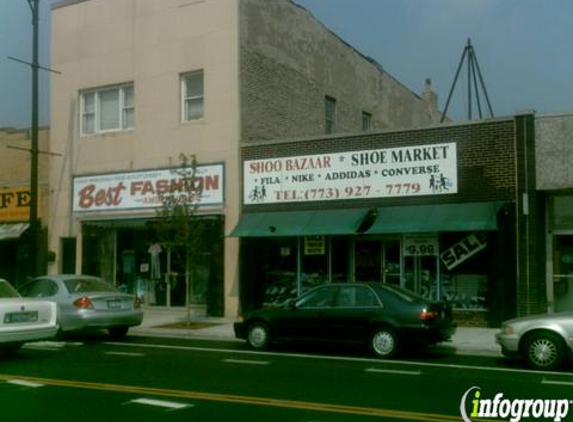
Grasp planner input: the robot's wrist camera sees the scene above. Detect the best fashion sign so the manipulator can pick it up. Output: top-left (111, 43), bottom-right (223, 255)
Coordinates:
top-left (244, 142), bottom-right (457, 204)
top-left (73, 164), bottom-right (224, 212)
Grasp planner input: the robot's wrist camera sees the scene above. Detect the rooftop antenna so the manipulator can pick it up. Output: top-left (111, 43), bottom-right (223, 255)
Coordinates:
top-left (441, 38), bottom-right (494, 122)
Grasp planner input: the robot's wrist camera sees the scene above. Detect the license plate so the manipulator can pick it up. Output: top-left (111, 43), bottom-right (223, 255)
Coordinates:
top-left (107, 299), bottom-right (122, 310)
top-left (4, 311), bottom-right (38, 324)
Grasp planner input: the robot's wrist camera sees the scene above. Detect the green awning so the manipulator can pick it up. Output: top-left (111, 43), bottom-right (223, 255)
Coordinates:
top-left (229, 208), bottom-right (371, 237)
top-left (367, 201), bottom-right (504, 234)
top-left (0, 223), bottom-right (29, 241)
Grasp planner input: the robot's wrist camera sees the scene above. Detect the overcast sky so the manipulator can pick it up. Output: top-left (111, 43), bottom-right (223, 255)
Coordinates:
top-left (1, 0), bottom-right (572, 129)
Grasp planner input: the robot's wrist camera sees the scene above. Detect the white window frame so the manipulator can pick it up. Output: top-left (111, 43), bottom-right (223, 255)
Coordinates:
top-left (80, 84), bottom-right (134, 136)
top-left (181, 70), bottom-right (204, 122)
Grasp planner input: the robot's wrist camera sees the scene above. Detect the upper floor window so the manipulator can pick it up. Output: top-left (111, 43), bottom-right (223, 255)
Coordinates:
top-left (80, 84), bottom-right (134, 135)
top-left (362, 111), bottom-right (372, 131)
top-left (181, 70), bottom-right (204, 122)
top-left (325, 96), bottom-right (336, 134)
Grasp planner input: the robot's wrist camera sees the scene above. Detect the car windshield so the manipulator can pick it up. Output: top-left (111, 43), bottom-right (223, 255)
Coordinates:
top-left (64, 277), bottom-right (117, 294)
top-left (0, 280), bottom-right (20, 298)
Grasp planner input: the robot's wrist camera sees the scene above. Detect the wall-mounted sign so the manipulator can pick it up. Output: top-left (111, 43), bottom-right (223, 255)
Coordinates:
top-left (304, 235), bottom-right (325, 255)
top-left (0, 187), bottom-right (42, 222)
top-left (244, 143), bottom-right (457, 204)
top-left (440, 232), bottom-right (488, 270)
top-left (403, 233), bottom-right (438, 256)
top-left (73, 164), bottom-right (224, 213)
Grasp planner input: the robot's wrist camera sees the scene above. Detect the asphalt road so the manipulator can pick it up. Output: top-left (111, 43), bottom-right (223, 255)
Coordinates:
top-left (1, 334), bottom-right (573, 422)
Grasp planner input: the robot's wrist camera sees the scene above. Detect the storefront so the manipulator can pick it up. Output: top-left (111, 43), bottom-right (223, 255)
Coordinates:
top-left (72, 163), bottom-right (226, 316)
top-left (233, 118), bottom-right (525, 326)
top-left (547, 195), bottom-right (573, 312)
top-left (0, 187), bottom-right (45, 284)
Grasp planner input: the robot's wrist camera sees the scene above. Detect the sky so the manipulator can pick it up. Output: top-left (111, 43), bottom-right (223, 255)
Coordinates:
top-left (1, 0), bottom-right (572, 129)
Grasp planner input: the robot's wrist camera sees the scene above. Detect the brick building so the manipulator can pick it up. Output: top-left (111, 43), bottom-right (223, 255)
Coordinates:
top-left (48, 0), bottom-right (440, 318)
top-left (232, 113), bottom-right (548, 326)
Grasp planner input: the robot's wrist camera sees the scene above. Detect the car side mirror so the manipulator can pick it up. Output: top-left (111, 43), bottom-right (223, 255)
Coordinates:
top-left (286, 299), bottom-right (297, 309)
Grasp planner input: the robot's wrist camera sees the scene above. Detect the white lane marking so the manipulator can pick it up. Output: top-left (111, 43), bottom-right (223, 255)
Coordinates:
top-left (105, 351), bottom-right (145, 357)
top-left (223, 358), bottom-right (269, 365)
top-left (130, 398), bottom-right (191, 410)
top-left (7, 379), bottom-right (44, 388)
top-left (106, 341), bottom-right (573, 377)
top-left (365, 368), bottom-right (421, 376)
top-left (542, 379), bottom-right (573, 386)
top-left (23, 341), bottom-right (84, 351)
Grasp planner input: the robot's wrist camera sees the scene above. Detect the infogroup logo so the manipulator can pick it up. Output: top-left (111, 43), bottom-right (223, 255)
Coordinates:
top-left (460, 386), bottom-right (571, 422)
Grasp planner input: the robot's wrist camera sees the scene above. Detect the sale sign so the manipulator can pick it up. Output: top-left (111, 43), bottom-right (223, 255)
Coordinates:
top-left (244, 143), bottom-right (457, 204)
top-left (73, 164), bottom-right (224, 212)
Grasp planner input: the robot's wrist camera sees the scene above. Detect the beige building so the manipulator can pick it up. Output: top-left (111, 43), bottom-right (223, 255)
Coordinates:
top-left (49, 0), bottom-right (441, 318)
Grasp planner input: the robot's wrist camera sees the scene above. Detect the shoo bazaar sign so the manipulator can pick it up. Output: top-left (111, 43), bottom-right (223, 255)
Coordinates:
top-left (73, 164), bottom-right (224, 212)
top-left (244, 143), bottom-right (457, 204)
top-left (0, 187), bottom-right (42, 222)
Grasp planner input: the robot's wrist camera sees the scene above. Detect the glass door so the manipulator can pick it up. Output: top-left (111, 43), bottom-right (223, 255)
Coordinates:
top-left (554, 234), bottom-right (573, 312)
top-left (353, 238), bottom-right (401, 284)
top-left (402, 233), bottom-right (439, 300)
top-left (354, 240), bottom-right (381, 282)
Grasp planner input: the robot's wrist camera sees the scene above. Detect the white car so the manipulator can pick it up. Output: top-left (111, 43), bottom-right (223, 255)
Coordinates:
top-left (0, 279), bottom-right (58, 354)
top-left (496, 312), bottom-right (573, 370)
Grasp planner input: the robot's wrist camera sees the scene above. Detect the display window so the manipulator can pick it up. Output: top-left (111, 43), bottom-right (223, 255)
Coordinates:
top-left (438, 232), bottom-right (490, 310)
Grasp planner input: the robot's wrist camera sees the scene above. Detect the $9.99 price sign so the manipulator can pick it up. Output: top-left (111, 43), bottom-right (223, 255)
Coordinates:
top-left (402, 234), bottom-right (439, 256)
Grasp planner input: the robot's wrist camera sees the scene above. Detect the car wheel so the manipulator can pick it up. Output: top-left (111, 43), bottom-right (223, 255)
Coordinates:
top-left (523, 332), bottom-right (565, 370)
top-left (247, 322), bottom-right (271, 350)
top-left (371, 327), bottom-right (398, 359)
top-left (108, 327), bottom-right (129, 340)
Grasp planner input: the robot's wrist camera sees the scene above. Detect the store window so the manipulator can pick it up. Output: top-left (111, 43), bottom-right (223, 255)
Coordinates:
top-left (260, 238), bottom-right (298, 306)
top-left (301, 236), bottom-right (328, 292)
top-left (551, 196), bottom-right (573, 312)
top-left (439, 232), bottom-right (490, 310)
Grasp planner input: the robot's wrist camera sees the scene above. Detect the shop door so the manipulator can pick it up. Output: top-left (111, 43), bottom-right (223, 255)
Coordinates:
top-left (403, 234), bottom-right (439, 300)
top-left (354, 239), bottom-right (401, 284)
top-left (404, 256), bottom-right (438, 300)
top-left (554, 234), bottom-right (573, 313)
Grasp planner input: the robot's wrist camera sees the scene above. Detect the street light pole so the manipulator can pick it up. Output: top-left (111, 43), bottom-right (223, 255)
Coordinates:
top-left (29, 0), bottom-right (40, 277)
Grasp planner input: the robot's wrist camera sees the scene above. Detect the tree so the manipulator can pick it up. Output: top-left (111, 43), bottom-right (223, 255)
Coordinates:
top-left (154, 153), bottom-right (204, 325)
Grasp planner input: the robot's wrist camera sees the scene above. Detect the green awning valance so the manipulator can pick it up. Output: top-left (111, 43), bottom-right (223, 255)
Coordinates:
top-left (230, 202), bottom-right (505, 237)
top-left (367, 201), bottom-right (504, 234)
top-left (229, 208), bottom-right (371, 237)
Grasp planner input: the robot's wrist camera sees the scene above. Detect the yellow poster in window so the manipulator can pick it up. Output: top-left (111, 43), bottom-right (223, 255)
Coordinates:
top-left (304, 235), bottom-right (325, 255)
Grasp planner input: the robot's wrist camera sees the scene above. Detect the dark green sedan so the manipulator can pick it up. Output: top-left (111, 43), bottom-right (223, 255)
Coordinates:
top-left (234, 282), bottom-right (456, 358)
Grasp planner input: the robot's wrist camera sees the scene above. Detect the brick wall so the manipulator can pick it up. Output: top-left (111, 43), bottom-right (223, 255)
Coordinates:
top-left (242, 118), bottom-right (517, 213)
top-left (239, 0), bottom-right (441, 144)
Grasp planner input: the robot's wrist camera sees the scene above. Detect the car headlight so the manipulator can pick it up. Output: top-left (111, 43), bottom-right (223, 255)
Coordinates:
top-left (502, 325), bottom-right (515, 335)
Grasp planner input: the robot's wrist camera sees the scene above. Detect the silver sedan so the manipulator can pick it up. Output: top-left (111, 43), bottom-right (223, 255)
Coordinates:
top-left (496, 312), bottom-right (573, 370)
top-left (19, 275), bottom-right (143, 339)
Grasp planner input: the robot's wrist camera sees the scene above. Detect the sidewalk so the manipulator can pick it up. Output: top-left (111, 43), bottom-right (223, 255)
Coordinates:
top-left (130, 307), bottom-right (502, 357)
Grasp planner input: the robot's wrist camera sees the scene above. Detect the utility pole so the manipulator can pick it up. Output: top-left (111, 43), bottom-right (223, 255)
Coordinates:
top-left (29, 0), bottom-right (40, 277)
top-left (8, 0), bottom-right (61, 279)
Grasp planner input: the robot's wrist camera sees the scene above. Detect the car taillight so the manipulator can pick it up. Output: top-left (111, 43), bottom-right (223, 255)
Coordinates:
top-left (134, 297), bottom-right (142, 309)
top-left (73, 296), bottom-right (93, 309)
top-left (420, 309), bottom-right (439, 321)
